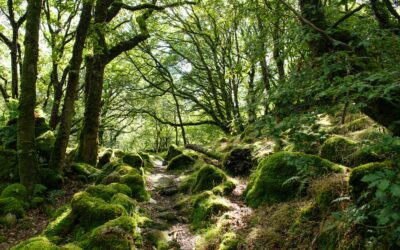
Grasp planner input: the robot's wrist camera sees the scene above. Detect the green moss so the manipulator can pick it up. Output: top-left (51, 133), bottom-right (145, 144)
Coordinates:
top-left (44, 207), bottom-right (76, 241)
top-left (71, 163), bottom-right (100, 181)
top-left (211, 180), bottom-right (236, 196)
top-left (0, 149), bottom-right (18, 182)
top-left (190, 191), bottom-right (231, 229)
top-left (218, 232), bottom-right (238, 250)
top-left (85, 183), bottom-right (131, 202)
top-left (319, 136), bottom-right (358, 166)
top-left (1, 183), bottom-right (27, 201)
top-left (164, 144), bottom-right (183, 162)
top-left (87, 216), bottom-right (138, 250)
top-left (111, 193), bottom-right (138, 214)
top-left (60, 243), bottom-right (82, 250)
top-left (122, 153), bottom-right (143, 168)
top-left (0, 197), bottom-right (25, 218)
top-left (167, 154), bottom-right (195, 171)
top-left (121, 173), bottom-right (150, 201)
top-left (349, 162), bottom-right (392, 199)
top-left (181, 164), bottom-right (235, 194)
top-left (10, 236), bottom-right (60, 250)
top-left (351, 148), bottom-right (381, 167)
top-left (70, 192), bottom-right (125, 229)
top-left (146, 229), bottom-right (170, 250)
top-left (244, 152), bottom-right (345, 207)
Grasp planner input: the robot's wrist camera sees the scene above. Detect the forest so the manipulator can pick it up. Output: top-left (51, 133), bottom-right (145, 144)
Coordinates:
top-left (0, 0), bottom-right (399, 249)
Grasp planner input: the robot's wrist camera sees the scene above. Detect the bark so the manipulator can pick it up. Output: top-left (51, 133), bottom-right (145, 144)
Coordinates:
top-left (247, 65), bottom-right (257, 124)
top-left (77, 58), bottom-right (106, 165)
top-left (17, 0), bottom-right (42, 189)
top-left (50, 1), bottom-right (94, 173)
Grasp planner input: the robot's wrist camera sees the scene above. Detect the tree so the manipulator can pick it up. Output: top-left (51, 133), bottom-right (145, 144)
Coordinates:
top-left (17, 0), bottom-right (42, 189)
top-left (0, 0), bottom-right (27, 99)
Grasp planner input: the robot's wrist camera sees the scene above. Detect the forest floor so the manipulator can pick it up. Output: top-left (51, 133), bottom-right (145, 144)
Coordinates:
top-left (142, 159), bottom-right (252, 250)
top-left (0, 179), bottom-right (82, 250)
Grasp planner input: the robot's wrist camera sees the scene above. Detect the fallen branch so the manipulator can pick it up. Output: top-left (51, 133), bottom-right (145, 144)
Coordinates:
top-left (185, 144), bottom-right (223, 160)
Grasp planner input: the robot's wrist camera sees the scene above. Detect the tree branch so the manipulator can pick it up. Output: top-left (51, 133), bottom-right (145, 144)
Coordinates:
top-left (119, 1), bottom-right (197, 12)
top-left (331, 4), bottom-right (366, 28)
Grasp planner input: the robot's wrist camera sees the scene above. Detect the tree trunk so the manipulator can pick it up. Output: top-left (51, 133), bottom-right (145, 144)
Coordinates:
top-left (50, 2), bottom-right (93, 172)
top-left (247, 65), bottom-right (256, 124)
top-left (11, 29), bottom-right (19, 98)
top-left (17, 0), bottom-right (42, 189)
top-left (77, 57), bottom-right (105, 165)
top-left (49, 63), bottom-right (62, 129)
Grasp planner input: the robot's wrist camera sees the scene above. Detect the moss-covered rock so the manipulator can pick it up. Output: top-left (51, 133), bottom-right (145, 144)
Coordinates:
top-left (164, 144), bottom-right (183, 162)
top-left (71, 163), bottom-right (100, 182)
top-left (190, 191), bottom-right (231, 229)
top-left (309, 174), bottom-right (347, 212)
top-left (120, 173), bottom-right (150, 201)
top-left (1, 183), bottom-right (27, 201)
top-left (0, 197), bottom-right (25, 218)
top-left (70, 192), bottom-right (125, 229)
top-left (244, 152), bottom-right (345, 207)
top-left (44, 207), bottom-right (76, 241)
top-left (0, 149), bottom-right (18, 182)
top-left (87, 216), bottom-right (138, 250)
top-left (167, 154), bottom-right (195, 171)
top-left (85, 184), bottom-right (129, 201)
top-left (319, 136), bottom-right (358, 166)
top-left (38, 168), bottom-right (64, 189)
top-left (10, 236), bottom-right (60, 250)
top-left (111, 193), bottom-right (138, 214)
top-left (222, 146), bottom-right (254, 176)
top-left (181, 165), bottom-right (235, 194)
top-left (349, 162), bottom-right (393, 199)
top-left (218, 232), bottom-right (238, 250)
top-left (122, 153), bottom-right (143, 168)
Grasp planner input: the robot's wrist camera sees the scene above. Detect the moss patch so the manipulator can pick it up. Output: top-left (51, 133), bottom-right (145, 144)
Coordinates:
top-left (120, 173), bottom-right (150, 201)
top-left (167, 154), bottom-right (195, 171)
top-left (349, 162), bottom-right (392, 199)
top-left (71, 163), bottom-right (100, 182)
top-left (164, 144), bottom-right (183, 162)
top-left (218, 232), bottom-right (238, 250)
top-left (244, 152), bottom-right (345, 207)
top-left (87, 216), bottom-right (138, 250)
top-left (190, 191), bottom-right (231, 229)
top-left (10, 236), bottom-right (60, 250)
top-left (122, 153), bottom-right (143, 168)
top-left (319, 136), bottom-right (358, 166)
top-left (181, 164), bottom-right (235, 194)
top-left (111, 193), bottom-right (138, 214)
top-left (70, 192), bottom-right (125, 230)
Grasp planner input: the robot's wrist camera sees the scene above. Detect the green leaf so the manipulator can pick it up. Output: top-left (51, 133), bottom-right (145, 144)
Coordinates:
top-left (377, 180), bottom-right (390, 191)
top-left (390, 184), bottom-right (400, 197)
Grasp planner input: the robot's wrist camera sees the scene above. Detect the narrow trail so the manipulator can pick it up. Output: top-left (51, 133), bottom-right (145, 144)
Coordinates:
top-left (143, 159), bottom-right (198, 250)
top-left (142, 159), bottom-right (252, 250)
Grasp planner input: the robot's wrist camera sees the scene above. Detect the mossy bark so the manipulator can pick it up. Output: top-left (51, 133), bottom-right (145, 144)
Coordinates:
top-left (17, 0), bottom-right (42, 189)
top-left (50, 1), bottom-right (93, 172)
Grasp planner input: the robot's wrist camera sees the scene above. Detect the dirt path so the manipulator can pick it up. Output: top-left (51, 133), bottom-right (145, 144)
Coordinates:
top-left (142, 159), bottom-right (252, 250)
top-left (143, 159), bottom-right (198, 250)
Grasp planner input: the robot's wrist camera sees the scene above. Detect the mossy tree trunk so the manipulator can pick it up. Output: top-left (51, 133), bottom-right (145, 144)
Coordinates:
top-left (50, 1), bottom-right (94, 173)
top-left (77, 0), bottom-right (155, 165)
top-left (17, 0), bottom-right (42, 189)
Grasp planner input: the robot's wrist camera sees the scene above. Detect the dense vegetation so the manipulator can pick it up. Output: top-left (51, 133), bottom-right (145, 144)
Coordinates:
top-left (0, 0), bottom-right (399, 249)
